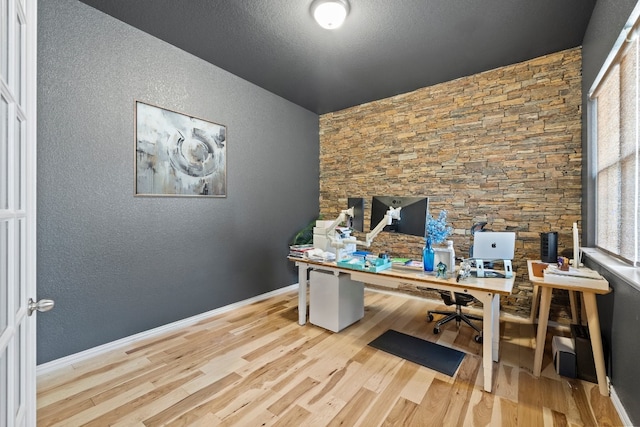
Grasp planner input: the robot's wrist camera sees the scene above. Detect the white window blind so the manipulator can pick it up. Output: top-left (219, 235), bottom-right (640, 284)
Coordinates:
top-left (590, 18), bottom-right (640, 266)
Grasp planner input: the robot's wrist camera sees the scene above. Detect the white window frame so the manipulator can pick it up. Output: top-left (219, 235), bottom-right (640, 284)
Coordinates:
top-left (588, 3), bottom-right (640, 267)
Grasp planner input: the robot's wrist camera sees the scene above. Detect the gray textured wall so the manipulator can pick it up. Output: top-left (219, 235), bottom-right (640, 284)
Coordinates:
top-left (581, 1), bottom-right (640, 424)
top-left (37, 0), bottom-right (319, 364)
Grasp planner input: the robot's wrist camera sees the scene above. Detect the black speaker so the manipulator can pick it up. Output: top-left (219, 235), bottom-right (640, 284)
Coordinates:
top-left (540, 232), bottom-right (558, 263)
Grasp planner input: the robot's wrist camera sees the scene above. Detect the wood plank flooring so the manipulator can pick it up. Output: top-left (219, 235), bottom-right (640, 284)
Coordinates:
top-left (37, 289), bottom-right (623, 426)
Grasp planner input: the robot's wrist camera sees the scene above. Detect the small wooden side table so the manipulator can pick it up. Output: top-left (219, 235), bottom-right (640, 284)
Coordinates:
top-left (527, 260), bottom-right (611, 396)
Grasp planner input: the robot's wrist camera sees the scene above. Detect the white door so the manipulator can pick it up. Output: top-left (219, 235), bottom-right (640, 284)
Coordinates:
top-left (1, 0), bottom-right (43, 426)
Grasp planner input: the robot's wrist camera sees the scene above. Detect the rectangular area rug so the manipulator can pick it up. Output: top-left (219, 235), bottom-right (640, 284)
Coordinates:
top-left (368, 329), bottom-right (465, 377)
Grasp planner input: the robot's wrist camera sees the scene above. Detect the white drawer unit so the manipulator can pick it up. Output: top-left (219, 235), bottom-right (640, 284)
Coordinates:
top-left (309, 270), bottom-right (364, 332)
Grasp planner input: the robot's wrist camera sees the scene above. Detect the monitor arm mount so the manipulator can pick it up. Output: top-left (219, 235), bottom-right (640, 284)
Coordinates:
top-left (323, 207), bottom-right (355, 241)
top-left (329, 206), bottom-right (402, 249)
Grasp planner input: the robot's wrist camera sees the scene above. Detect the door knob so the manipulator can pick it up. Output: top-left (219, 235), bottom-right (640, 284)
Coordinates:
top-left (28, 298), bottom-right (55, 316)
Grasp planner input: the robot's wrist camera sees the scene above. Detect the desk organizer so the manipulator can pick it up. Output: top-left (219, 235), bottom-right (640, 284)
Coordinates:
top-left (337, 257), bottom-right (392, 273)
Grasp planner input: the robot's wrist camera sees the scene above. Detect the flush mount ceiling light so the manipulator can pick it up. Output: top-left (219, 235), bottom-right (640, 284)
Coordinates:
top-left (310, 0), bottom-right (350, 30)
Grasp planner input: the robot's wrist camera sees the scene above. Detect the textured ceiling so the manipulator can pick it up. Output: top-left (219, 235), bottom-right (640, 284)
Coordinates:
top-left (77, 0), bottom-right (597, 114)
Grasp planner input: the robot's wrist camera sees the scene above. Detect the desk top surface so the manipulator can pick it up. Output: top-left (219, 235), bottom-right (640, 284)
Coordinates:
top-left (527, 260), bottom-right (610, 293)
top-left (291, 257), bottom-right (515, 296)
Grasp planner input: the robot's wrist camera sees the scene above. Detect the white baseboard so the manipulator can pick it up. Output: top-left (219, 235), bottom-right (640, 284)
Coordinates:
top-left (36, 284), bottom-right (299, 376)
top-left (610, 385), bottom-right (633, 427)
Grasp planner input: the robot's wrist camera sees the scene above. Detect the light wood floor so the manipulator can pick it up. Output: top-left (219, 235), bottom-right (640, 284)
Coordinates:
top-left (37, 289), bottom-right (623, 426)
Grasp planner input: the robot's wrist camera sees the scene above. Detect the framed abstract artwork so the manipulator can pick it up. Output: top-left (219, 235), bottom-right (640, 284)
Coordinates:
top-left (135, 101), bottom-right (227, 197)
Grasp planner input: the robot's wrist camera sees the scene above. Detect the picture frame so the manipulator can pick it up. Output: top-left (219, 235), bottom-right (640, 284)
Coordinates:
top-left (134, 101), bottom-right (227, 197)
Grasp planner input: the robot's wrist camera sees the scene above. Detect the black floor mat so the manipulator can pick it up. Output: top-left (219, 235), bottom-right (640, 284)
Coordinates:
top-left (368, 329), bottom-right (465, 377)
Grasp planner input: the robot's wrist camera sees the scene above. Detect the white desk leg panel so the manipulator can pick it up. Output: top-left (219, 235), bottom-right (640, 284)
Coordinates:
top-left (479, 293), bottom-right (497, 393)
top-left (491, 294), bottom-right (500, 362)
top-left (298, 263), bottom-right (308, 325)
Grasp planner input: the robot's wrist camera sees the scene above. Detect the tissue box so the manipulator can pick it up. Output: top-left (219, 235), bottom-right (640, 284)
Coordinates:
top-left (552, 336), bottom-right (576, 378)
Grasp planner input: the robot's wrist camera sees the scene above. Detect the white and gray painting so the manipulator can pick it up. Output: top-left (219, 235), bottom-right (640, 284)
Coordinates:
top-left (135, 102), bottom-right (226, 196)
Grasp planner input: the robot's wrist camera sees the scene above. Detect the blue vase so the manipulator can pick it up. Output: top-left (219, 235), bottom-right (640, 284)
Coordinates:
top-left (423, 237), bottom-right (435, 272)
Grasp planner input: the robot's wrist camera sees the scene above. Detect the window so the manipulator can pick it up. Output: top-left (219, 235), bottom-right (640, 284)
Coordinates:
top-left (589, 11), bottom-right (640, 266)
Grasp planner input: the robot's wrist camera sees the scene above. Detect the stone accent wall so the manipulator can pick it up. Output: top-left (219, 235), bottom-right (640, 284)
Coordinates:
top-left (319, 48), bottom-right (582, 321)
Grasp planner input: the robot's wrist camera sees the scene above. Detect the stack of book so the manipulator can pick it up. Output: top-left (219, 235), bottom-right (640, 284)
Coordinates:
top-left (288, 244), bottom-right (315, 259)
top-left (543, 264), bottom-right (608, 290)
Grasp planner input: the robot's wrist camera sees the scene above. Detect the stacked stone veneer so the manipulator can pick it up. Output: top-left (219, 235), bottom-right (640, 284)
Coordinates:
top-left (319, 48), bottom-right (582, 321)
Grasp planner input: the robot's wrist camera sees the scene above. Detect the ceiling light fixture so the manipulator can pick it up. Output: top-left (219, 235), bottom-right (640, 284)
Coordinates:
top-left (310, 0), bottom-right (350, 30)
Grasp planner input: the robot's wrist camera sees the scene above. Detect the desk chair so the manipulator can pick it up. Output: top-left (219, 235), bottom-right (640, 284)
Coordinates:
top-left (426, 222), bottom-right (486, 343)
top-left (427, 290), bottom-right (483, 343)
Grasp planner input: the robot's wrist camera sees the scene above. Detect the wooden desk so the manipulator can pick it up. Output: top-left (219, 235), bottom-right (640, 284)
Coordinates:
top-left (291, 258), bottom-right (514, 393)
top-left (527, 260), bottom-right (610, 396)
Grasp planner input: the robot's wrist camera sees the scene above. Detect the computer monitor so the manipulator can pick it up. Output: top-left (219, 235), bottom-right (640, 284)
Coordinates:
top-left (471, 231), bottom-right (516, 278)
top-left (347, 197), bottom-right (364, 232)
top-left (472, 232), bottom-right (516, 260)
top-left (370, 196), bottom-right (429, 237)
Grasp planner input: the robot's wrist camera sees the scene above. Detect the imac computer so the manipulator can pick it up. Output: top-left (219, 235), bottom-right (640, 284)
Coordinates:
top-left (370, 196), bottom-right (429, 237)
top-left (472, 231), bottom-right (516, 278)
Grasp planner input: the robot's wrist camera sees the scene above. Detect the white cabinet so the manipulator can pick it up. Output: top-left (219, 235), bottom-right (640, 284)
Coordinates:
top-left (309, 270), bottom-right (364, 332)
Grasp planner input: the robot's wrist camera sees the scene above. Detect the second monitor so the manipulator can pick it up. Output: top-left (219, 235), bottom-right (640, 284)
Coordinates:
top-left (370, 196), bottom-right (429, 237)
